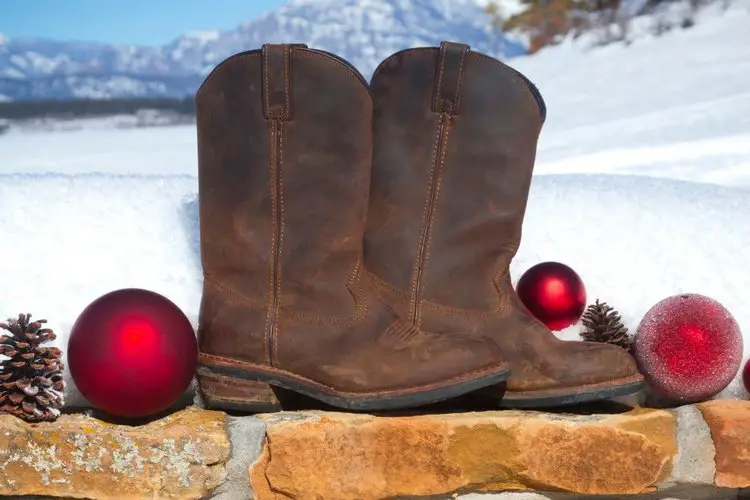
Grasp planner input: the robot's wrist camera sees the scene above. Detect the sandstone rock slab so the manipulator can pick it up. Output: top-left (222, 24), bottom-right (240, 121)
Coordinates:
top-left (249, 408), bottom-right (677, 500)
top-left (698, 400), bottom-right (750, 488)
top-left (0, 406), bottom-right (229, 499)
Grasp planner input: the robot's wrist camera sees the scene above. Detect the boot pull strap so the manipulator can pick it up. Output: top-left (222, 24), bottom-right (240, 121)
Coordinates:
top-left (432, 41), bottom-right (470, 115)
top-left (262, 43), bottom-right (307, 121)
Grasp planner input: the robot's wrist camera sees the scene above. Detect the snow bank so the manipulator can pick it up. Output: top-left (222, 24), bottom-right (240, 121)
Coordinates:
top-left (0, 126), bottom-right (196, 176)
top-left (519, 174), bottom-right (750, 401)
top-left (0, 173), bottom-right (200, 406)
top-left (1, 172), bottom-right (748, 402)
top-left (509, 0), bottom-right (750, 187)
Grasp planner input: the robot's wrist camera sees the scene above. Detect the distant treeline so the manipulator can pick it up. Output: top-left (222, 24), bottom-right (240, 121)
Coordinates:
top-left (0, 96), bottom-right (196, 120)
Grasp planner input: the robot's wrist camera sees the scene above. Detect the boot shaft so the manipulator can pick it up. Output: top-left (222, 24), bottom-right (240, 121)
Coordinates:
top-left (364, 42), bottom-right (545, 321)
top-left (197, 45), bottom-right (373, 367)
top-left (362, 42), bottom-right (643, 405)
top-left (196, 45), bottom-right (514, 405)
top-left (197, 45), bottom-right (372, 319)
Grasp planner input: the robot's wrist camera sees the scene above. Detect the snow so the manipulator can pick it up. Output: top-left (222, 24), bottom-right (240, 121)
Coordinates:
top-left (0, 174), bottom-right (199, 407)
top-left (512, 0), bottom-right (750, 187)
top-left (523, 175), bottom-right (750, 399)
top-left (0, 67), bottom-right (24, 79)
top-left (182, 31), bottom-right (221, 44)
top-left (1, 0), bottom-right (750, 404)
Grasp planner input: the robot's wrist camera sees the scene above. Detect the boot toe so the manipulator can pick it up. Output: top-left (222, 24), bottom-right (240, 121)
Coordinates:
top-left (501, 338), bottom-right (644, 405)
top-left (504, 317), bottom-right (643, 393)
top-left (568, 340), bottom-right (640, 382)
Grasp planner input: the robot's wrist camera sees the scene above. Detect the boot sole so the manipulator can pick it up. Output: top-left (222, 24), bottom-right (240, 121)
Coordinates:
top-left (199, 353), bottom-right (511, 412)
top-left (197, 367), bottom-right (283, 413)
top-left (496, 374), bottom-right (646, 408)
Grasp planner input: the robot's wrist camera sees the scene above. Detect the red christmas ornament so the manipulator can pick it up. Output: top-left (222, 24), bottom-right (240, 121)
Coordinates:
top-left (634, 293), bottom-right (742, 403)
top-left (743, 359), bottom-right (750, 395)
top-left (67, 288), bottom-right (197, 418)
top-left (515, 261), bottom-right (586, 331)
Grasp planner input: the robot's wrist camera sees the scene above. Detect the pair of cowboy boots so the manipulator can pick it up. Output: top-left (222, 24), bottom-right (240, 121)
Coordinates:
top-left (195, 41), bottom-right (644, 412)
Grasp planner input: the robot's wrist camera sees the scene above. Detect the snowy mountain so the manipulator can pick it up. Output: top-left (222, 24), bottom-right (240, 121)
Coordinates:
top-left (0, 0), bottom-right (524, 101)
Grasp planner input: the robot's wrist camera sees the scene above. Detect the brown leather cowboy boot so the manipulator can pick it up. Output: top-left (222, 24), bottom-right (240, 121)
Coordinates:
top-left (195, 43), bottom-right (511, 412)
top-left (364, 41), bottom-right (644, 408)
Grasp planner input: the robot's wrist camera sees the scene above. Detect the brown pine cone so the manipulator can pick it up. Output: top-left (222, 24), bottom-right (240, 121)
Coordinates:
top-left (0, 313), bottom-right (66, 422)
top-left (580, 299), bottom-right (633, 351)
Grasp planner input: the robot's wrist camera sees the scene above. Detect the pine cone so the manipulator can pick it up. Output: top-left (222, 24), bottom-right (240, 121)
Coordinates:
top-left (0, 313), bottom-right (66, 422)
top-left (580, 300), bottom-right (633, 351)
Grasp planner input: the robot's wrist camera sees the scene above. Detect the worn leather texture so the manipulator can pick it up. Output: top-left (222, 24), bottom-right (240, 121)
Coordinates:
top-left (364, 41), bottom-right (641, 393)
top-left (195, 44), bottom-right (509, 396)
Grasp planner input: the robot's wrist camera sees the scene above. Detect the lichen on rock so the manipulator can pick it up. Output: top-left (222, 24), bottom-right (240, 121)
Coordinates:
top-left (0, 405), bottom-right (230, 499)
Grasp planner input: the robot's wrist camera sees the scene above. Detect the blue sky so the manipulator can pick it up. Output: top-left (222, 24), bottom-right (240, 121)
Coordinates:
top-left (0, 0), bottom-right (287, 45)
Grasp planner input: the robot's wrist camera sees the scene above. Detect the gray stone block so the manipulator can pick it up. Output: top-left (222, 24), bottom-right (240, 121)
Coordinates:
top-left (210, 416), bottom-right (267, 500)
top-left (661, 405), bottom-right (716, 487)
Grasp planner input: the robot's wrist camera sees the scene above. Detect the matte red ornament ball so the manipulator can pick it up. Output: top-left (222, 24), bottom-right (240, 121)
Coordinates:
top-left (635, 293), bottom-right (742, 403)
top-left (743, 359), bottom-right (750, 395)
top-left (515, 261), bottom-right (587, 331)
top-left (67, 288), bottom-right (197, 418)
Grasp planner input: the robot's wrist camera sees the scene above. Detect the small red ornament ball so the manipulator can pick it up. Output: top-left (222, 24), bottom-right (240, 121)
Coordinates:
top-left (635, 293), bottom-right (742, 403)
top-left (515, 261), bottom-right (587, 331)
top-left (68, 288), bottom-right (197, 418)
top-left (743, 359), bottom-right (750, 395)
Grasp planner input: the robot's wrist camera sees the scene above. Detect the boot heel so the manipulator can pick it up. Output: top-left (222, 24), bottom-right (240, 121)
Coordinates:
top-left (197, 366), bottom-right (282, 413)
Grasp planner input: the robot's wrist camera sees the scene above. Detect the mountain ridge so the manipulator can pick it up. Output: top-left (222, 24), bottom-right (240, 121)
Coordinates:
top-left (0, 0), bottom-right (524, 101)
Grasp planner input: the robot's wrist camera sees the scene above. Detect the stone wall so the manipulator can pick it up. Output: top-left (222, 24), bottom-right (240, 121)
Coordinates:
top-left (0, 400), bottom-right (748, 500)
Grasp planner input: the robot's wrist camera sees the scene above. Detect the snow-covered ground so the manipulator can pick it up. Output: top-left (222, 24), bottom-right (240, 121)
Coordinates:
top-left (514, 0), bottom-right (750, 188)
top-left (1, 0), bottom-right (749, 403)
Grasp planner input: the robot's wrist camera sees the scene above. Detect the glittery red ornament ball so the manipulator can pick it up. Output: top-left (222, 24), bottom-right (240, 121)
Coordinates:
top-left (634, 293), bottom-right (743, 403)
top-left (68, 288), bottom-right (197, 418)
top-left (516, 261), bottom-right (587, 331)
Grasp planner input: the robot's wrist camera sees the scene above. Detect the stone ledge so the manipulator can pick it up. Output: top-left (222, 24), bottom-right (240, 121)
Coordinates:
top-left (251, 409), bottom-right (679, 498)
top-left (698, 400), bottom-right (750, 489)
top-left (0, 406), bottom-right (229, 499)
top-left (0, 400), bottom-right (748, 499)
